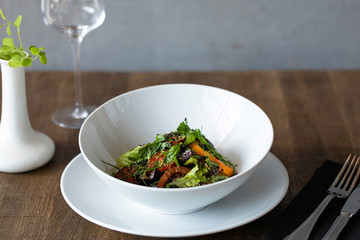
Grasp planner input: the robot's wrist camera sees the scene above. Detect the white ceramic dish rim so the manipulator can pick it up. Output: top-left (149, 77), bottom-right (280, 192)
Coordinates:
top-left (79, 83), bottom-right (274, 192)
top-left (60, 152), bottom-right (289, 237)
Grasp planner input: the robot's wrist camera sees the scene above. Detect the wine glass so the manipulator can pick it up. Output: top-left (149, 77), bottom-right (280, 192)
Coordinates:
top-left (41, 0), bottom-right (105, 129)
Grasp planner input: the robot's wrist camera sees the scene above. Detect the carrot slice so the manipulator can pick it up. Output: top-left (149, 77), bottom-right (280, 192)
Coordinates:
top-left (188, 141), bottom-right (234, 176)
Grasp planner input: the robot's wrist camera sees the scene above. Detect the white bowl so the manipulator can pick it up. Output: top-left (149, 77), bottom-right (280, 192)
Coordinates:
top-left (79, 84), bottom-right (274, 214)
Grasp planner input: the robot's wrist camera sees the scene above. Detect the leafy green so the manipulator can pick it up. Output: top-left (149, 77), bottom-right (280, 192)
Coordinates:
top-left (164, 144), bottom-right (181, 166)
top-left (139, 141), bottom-right (169, 161)
top-left (117, 135), bottom-right (170, 168)
top-left (177, 119), bottom-right (197, 145)
top-left (176, 118), bottom-right (191, 135)
top-left (184, 132), bottom-right (196, 145)
top-left (0, 9), bottom-right (47, 67)
top-left (116, 145), bottom-right (143, 168)
top-left (166, 157), bottom-right (228, 188)
top-left (184, 156), bottom-right (199, 165)
top-left (167, 165), bottom-right (206, 187)
top-left (155, 134), bottom-right (165, 142)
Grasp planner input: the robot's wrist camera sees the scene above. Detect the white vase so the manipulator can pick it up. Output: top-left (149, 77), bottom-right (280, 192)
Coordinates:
top-left (0, 59), bottom-right (55, 173)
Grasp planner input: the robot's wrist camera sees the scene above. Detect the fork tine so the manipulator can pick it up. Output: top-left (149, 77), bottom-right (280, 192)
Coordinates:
top-left (338, 155), bottom-right (356, 188)
top-left (346, 156), bottom-right (360, 191)
top-left (332, 154), bottom-right (353, 187)
top-left (341, 155), bottom-right (359, 190)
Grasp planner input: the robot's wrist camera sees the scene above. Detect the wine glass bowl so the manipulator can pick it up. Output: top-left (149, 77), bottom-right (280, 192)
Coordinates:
top-left (42, 1), bottom-right (105, 39)
top-left (41, 0), bottom-right (105, 129)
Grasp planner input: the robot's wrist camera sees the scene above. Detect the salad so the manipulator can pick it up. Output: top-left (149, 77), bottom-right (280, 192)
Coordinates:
top-left (111, 119), bottom-right (237, 188)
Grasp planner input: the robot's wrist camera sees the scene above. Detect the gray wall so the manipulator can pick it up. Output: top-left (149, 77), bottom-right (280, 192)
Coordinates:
top-left (1, 0), bottom-right (360, 71)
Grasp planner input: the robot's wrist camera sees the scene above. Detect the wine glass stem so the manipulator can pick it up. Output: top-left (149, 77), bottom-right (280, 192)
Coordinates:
top-left (69, 35), bottom-right (87, 119)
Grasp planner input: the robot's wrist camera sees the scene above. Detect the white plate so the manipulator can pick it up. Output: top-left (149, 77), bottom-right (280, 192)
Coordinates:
top-left (60, 152), bottom-right (288, 238)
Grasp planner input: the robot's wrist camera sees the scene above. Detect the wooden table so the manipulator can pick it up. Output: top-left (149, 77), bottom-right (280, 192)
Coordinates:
top-left (0, 71), bottom-right (359, 239)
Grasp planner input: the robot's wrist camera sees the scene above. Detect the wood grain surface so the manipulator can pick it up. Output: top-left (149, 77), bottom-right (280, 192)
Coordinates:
top-left (0, 71), bottom-right (359, 239)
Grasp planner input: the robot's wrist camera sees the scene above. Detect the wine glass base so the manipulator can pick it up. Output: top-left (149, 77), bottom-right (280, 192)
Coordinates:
top-left (52, 105), bottom-right (97, 129)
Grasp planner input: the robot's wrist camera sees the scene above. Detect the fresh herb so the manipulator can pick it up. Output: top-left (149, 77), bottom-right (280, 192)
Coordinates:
top-left (163, 144), bottom-right (181, 166)
top-left (138, 141), bottom-right (170, 161)
top-left (177, 119), bottom-right (227, 163)
top-left (176, 118), bottom-right (191, 135)
top-left (0, 9), bottom-right (47, 67)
